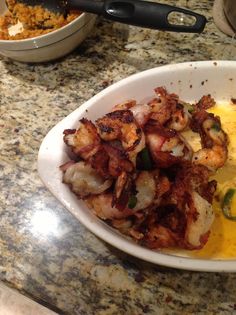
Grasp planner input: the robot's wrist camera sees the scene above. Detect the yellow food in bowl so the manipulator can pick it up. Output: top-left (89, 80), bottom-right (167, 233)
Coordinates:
top-left (178, 102), bottom-right (236, 259)
top-left (0, 0), bottom-right (81, 39)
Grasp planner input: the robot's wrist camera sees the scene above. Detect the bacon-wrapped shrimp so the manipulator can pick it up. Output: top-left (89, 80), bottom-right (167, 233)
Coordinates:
top-left (145, 121), bottom-right (193, 168)
top-left (60, 161), bottom-right (112, 197)
top-left (63, 118), bottom-right (101, 160)
top-left (90, 143), bottom-right (134, 178)
top-left (112, 170), bottom-right (157, 211)
top-left (61, 86), bottom-right (229, 252)
top-left (185, 190), bottom-right (215, 248)
top-left (167, 105), bottom-right (190, 131)
top-left (96, 109), bottom-right (145, 166)
top-left (169, 163), bottom-right (216, 249)
top-left (131, 163), bottom-right (216, 249)
top-left (190, 110), bottom-right (228, 172)
top-left (112, 88), bottom-right (192, 131)
top-left (112, 100), bottom-right (151, 128)
top-left (148, 87), bottom-right (178, 125)
top-left (140, 191), bottom-right (214, 250)
top-left (85, 193), bottom-right (134, 220)
top-left (86, 170), bottom-right (157, 221)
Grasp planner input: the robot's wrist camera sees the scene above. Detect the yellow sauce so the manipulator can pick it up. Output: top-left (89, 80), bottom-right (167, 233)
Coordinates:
top-left (182, 103), bottom-right (236, 259)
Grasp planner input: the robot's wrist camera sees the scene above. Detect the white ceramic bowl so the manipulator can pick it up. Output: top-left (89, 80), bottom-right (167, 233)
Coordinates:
top-left (38, 60), bottom-right (236, 272)
top-left (0, 1), bottom-right (96, 62)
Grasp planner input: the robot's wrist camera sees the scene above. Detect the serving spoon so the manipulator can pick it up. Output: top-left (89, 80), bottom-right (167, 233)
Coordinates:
top-left (7, 0), bottom-right (207, 33)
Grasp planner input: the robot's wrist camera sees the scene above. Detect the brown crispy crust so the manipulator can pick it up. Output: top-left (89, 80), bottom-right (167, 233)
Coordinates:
top-left (61, 87), bottom-right (228, 251)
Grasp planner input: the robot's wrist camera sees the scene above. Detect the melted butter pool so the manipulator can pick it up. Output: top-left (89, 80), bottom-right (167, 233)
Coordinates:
top-left (169, 102), bottom-right (236, 259)
top-left (193, 102), bottom-right (236, 259)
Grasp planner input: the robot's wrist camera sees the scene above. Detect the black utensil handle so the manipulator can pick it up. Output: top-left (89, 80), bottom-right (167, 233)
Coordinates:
top-left (66, 0), bottom-right (104, 14)
top-left (67, 0), bottom-right (207, 33)
top-left (103, 0), bottom-right (206, 33)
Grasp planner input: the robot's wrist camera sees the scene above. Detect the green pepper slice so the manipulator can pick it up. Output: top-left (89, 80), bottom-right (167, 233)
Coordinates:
top-left (140, 147), bottom-right (153, 170)
top-left (211, 122), bottom-right (221, 131)
top-left (221, 188), bottom-right (236, 221)
top-left (128, 195), bottom-right (137, 209)
top-left (180, 101), bottom-right (194, 114)
top-left (185, 103), bottom-right (194, 114)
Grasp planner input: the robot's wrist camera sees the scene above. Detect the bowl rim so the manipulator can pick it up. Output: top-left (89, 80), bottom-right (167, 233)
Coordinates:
top-left (0, 15), bottom-right (97, 52)
top-left (0, 12), bottom-right (96, 50)
top-left (38, 60), bottom-right (236, 272)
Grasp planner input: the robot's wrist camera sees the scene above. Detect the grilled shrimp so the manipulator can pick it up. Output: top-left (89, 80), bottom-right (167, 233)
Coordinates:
top-left (144, 224), bottom-right (179, 249)
top-left (192, 146), bottom-right (227, 171)
top-left (142, 190), bottom-right (215, 249)
top-left (112, 99), bottom-right (151, 127)
top-left (147, 87), bottom-right (178, 124)
top-left (87, 170), bottom-right (157, 222)
top-left (111, 88), bottom-right (190, 131)
top-left (133, 171), bottom-right (156, 210)
top-left (185, 191), bottom-right (215, 248)
top-left (167, 106), bottom-right (190, 131)
top-left (61, 86), bottom-right (229, 252)
top-left (170, 163), bottom-right (216, 249)
top-left (63, 118), bottom-right (100, 160)
top-left (113, 170), bottom-right (156, 211)
top-left (113, 171), bottom-right (133, 210)
top-left (96, 109), bottom-right (145, 165)
top-left (85, 193), bottom-right (133, 220)
top-left (90, 143), bottom-right (134, 178)
top-left (112, 100), bottom-right (137, 111)
top-left (130, 104), bottom-right (151, 128)
top-left (111, 87), bottom-right (191, 131)
top-left (196, 94), bottom-right (216, 111)
top-left (145, 121), bottom-right (193, 168)
top-left (191, 110), bottom-right (228, 171)
top-left (134, 163), bottom-right (217, 249)
top-left (61, 161), bottom-right (112, 198)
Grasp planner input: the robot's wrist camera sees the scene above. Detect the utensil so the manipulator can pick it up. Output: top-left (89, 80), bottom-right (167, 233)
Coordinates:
top-left (10, 0), bottom-right (207, 33)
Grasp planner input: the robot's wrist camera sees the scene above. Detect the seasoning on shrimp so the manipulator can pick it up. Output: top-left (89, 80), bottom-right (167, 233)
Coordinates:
top-left (60, 87), bottom-right (229, 251)
top-left (190, 109), bottom-right (228, 171)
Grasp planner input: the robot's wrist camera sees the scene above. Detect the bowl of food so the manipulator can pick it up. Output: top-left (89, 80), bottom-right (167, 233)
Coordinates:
top-left (38, 60), bottom-right (236, 272)
top-left (0, 0), bottom-right (96, 62)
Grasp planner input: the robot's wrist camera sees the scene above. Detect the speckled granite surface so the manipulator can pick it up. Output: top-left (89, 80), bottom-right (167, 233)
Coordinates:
top-left (0, 282), bottom-right (57, 315)
top-left (1, 0), bottom-right (236, 314)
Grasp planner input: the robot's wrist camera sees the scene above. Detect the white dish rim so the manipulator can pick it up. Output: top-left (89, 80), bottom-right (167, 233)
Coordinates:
top-left (0, 12), bottom-right (96, 50)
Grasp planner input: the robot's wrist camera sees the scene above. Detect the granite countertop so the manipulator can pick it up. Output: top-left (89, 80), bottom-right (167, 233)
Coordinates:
top-left (1, 0), bottom-right (236, 314)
